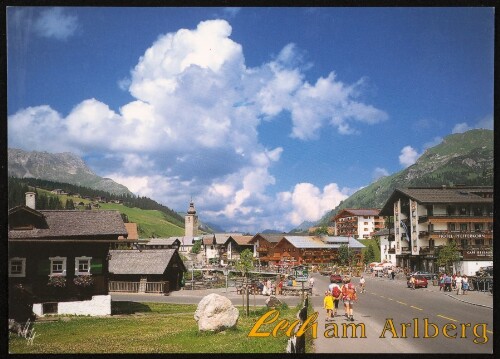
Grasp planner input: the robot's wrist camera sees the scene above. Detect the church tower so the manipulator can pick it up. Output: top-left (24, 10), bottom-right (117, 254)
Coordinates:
top-left (185, 200), bottom-right (198, 237)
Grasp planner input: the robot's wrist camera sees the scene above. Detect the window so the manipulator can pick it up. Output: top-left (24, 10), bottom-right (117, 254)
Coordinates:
top-left (9, 257), bottom-right (26, 277)
top-left (364, 222), bottom-right (368, 225)
top-left (49, 257), bottom-right (67, 276)
top-left (449, 223), bottom-right (456, 231)
top-left (75, 257), bottom-right (92, 275)
top-left (474, 223), bottom-right (483, 232)
top-left (460, 223), bottom-right (468, 231)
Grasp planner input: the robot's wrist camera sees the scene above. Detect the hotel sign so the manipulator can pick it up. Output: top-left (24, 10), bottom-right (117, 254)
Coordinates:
top-left (463, 248), bottom-right (493, 260)
top-left (437, 232), bottom-right (485, 239)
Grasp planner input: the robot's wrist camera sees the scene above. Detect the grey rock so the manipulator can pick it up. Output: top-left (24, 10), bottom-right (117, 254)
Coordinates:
top-left (265, 295), bottom-right (282, 308)
top-left (194, 293), bottom-right (239, 332)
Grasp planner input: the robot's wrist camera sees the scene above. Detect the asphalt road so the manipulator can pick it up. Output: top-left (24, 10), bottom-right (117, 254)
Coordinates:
top-left (310, 273), bottom-right (493, 353)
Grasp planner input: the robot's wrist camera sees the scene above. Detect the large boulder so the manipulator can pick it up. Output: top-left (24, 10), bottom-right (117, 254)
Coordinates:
top-left (265, 295), bottom-right (282, 308)
top-left (194, 293), bottom-right (239, 332)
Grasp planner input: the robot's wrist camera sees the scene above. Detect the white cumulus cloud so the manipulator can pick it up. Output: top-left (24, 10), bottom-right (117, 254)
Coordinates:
top-left (399, 146), bottom-right (420, 168)
top-left (8, 19), bottom-right (387, 232)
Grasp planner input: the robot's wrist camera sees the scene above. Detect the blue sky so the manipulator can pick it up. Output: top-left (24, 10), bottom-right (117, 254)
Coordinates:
top-left (7, 7), bottom-right (494, 233)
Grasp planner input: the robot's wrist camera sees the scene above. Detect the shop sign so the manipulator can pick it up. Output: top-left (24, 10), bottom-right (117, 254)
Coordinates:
top-left (463, 248), bottom-right (493, 260)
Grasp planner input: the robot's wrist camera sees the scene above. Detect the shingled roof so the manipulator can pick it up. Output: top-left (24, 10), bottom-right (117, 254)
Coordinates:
top-left (8, 207), bottom-right (127, 240)
top-left (380, 186), bottom-right (493, 215)
top-left (108, 249), bottom-right (186, 274)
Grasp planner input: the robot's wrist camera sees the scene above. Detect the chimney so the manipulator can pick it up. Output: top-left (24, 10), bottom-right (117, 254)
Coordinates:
top-left (26, 192), bottom-right (36, 209)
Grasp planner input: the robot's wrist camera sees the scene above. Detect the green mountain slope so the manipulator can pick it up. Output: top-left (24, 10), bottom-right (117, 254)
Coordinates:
top-left (317, 129), bottom-right (493, 225)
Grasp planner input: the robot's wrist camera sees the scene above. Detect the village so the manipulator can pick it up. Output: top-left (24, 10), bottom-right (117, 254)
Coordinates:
top-left (8, 184), bottom-right (493, 318)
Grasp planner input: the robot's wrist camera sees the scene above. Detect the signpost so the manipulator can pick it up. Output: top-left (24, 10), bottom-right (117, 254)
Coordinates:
top-left (222, 267), bottom-right (229, 292)
top-left (293, 265), bottom-right (308, 301)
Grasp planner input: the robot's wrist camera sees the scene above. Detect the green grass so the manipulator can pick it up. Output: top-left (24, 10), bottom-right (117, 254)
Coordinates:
top-left (34, 188), bottom-right (184, 238)
top-left (9, 302), bottom-right (313, 354)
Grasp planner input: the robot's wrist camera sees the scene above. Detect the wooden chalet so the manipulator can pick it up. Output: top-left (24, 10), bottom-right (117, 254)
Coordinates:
top-left (265, 236), bottom-right (365, 265)
top-left (249, 234), bottom-right (285, 265)
top-left (108, 249), bottom-right (187, 293)
top-left (220, 235), bottom-right (254, 263)
top-left (8, 193), bottom-right (127, 317)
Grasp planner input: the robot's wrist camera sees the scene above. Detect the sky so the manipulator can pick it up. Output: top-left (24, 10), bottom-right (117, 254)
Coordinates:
top-left (7, 7), bottom-right (495, 233)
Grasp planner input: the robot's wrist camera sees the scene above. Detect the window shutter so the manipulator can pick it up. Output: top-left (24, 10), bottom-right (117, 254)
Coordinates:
top-left (90, 258), bottom-right (103, 274)
top-left (37, 259), bottom-right (51, 276)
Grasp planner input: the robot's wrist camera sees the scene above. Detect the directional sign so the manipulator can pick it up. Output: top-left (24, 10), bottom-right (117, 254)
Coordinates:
top-left (293, 265), bottom-right (308, 282)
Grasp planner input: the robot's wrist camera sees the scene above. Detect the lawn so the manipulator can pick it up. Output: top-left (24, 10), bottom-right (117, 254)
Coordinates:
top-left (9, 302), bottom-right (313, 354)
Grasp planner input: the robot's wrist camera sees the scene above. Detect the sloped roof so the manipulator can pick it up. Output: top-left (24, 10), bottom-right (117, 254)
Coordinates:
top-left (214, 233), bottom-right (242, 244)
top-left (372, 228), bottom-right (391, 237)
top-left (281, 236), bottom-right (365, 249)
top-left (380, 186), bottom-right (493, 215)
top-left (146, 237), bottom-right (181, 246)
top-left (9, 208), bottom-right (127, 239)
top-left (119, 223), bottom-right (139, 241)
top-left (108, 249), bottom-right (186, 274)
top-left (229, 235), bottom-right (254, 246)
top-left (250, 233), bottom-right (285, 244)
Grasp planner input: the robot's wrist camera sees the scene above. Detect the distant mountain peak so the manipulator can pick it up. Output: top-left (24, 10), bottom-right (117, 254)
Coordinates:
top-left (8, 148), bottom-right (133, 196)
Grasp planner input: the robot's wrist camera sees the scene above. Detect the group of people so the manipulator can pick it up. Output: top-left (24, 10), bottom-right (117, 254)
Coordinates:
top-left (323, 276), bottom-right (361, 322)
top-left (439, 273), bottom-right (469, 294)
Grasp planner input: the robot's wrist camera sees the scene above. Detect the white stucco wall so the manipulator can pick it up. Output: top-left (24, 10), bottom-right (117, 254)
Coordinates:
top-left (460, 261), bottom-right (493, 276)
top-left (32, 295), bottom-right (111, 317)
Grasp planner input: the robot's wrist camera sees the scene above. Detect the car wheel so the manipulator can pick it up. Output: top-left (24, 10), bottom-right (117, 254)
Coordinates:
top-left (424, 285), bottom-right (427, 288)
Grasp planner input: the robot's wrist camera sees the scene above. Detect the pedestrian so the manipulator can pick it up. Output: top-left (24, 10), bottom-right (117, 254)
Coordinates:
top-left (391, 270), bottom-right (396, 280)
top-left (341, 277), bottom-right (357, 321)
top-left (277, 278), bottom-right (283, 295)
top-left (323, 290), bottom-right (334, 321)
top-left (451, 274), bottom-right (457, 290)
top-left (329, 280), bottom-right (342, 317)
top-left (409, 275), bottom-right (416, 290)
top-left (439, 273), bottom-right (444, 291)
top-left (456, 273), bottom-right (463, 295)
top-left (309, 276), bottom-right (315, 291)
top-left (359, 275), bottom-right (366, 293)
top-left (266, 279), bottom-right (272, 295)
top-left (462, 275), bottom-right (469, 294)
top-left (444, 273), bottom-right (452, 292)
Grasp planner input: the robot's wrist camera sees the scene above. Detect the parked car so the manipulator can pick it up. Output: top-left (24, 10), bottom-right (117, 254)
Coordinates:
top-left (407, 275), bottom-right (428, 288)
top-left (330, 274), bottom-right (343, 283)
top-left (407, 271), bottom-right (435, 280)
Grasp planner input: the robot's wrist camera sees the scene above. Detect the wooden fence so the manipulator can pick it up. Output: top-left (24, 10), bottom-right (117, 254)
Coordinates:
top-left (108, 281), bottom-right (167, 294)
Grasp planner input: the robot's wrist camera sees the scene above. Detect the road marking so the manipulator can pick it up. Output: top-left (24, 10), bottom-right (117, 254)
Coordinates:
top-left (396, 301), bottom-right (407, 305)
top-left (437, 314), bottom-right (458, 322)
top-left (410, 305), bottom-right (423, 311)
top-left (387, 298), bottom-right (394, 301)
top-left (379, 295), bottom-right (385, 298)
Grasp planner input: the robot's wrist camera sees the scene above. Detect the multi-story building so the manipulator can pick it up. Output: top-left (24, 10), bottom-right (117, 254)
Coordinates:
top-left (379, 186), bottom-right (493, 275)
top-left (373, 228), bottom-right (397, 266)
top-left (332, 209), bottom-right (385, 239)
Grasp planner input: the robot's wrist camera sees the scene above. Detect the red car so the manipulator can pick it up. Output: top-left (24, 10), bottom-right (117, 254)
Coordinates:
top-left (330, 274), bottom-right (343, 283)
top-left (407, 275), bottom-right (428, 288)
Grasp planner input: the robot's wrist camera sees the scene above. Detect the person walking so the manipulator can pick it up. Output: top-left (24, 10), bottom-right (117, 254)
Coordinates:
top-left (276, 278), bottom-right (283, 295)
top-left (444, 273), bottom-right (452, 292)
top-left (309, 276), bottom-right (315, 295)
top-left (341, 277), bottom-right (357, 321)
top-left (456, 273), bottom-right (463, 295)
top-left (329, 281), bottom-right (342, 317)
top-left (439, 273), bottom-right (444, 291)
top-left (323, 290), bottom-right (334, 321)
top-left (359, 275), bottom-right (366, 293)
top-left (391, 270), bottom-right (396, 280)
top-left (462, 275), bottom-right (469, 294)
